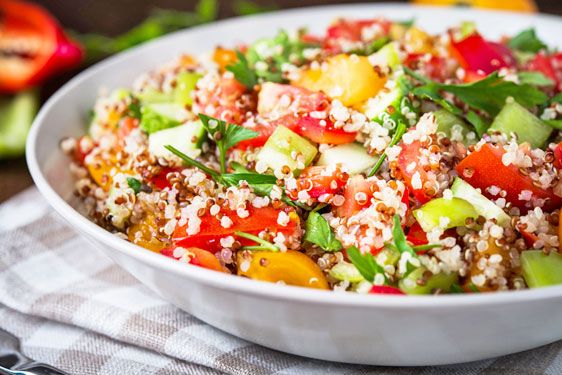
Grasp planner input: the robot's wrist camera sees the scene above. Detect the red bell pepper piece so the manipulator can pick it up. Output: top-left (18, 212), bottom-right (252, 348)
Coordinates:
top-left (369, 285), bottom-right (406, 295)
top-left (450, 33), bottom-right (510, 75)
top-left (553, 142), bottom-right (562, 170)
top-left (0, 0), bottom-right (83, 92)
top-left (149, 167), bottom-right (184, 190)
top-left (172, 206), bottom-right (298, 253)
top-left (455, 144), bottom-right (562, 212)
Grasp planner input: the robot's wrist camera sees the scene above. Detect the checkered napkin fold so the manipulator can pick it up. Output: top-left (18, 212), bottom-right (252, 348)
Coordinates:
top-left (1, 188), bottom-right (562, 375)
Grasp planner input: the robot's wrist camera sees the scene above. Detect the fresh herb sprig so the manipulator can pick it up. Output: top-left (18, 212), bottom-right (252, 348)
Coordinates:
top-left (226, 50), bottom-right (258, 89)
top-left (236, 231), bottom-right (279, 252)
top-left (304, 212), bottom-right (343, 252)
top-left (386, 214), bottom-right (419, 259)
top-left (403, 67), bottom-right (548, 117)
top-left (198, 114), bottom-right (259, 174)
top-left (346, 246), bottom-right (388, 284)
top-left (127, 177), bottom-right (142, 194)
top-left (367, 121), bottom-right (406, 177)
top-left (508, 28), bottom-right (547, 54)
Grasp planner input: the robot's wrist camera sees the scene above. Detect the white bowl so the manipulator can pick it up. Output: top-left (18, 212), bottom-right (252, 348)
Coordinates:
top-left (26, 4), bottom-right (562, 366)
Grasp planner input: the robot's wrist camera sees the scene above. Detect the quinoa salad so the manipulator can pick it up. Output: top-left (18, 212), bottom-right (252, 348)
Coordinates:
top-left (62, 18), bottom-right (562, 295)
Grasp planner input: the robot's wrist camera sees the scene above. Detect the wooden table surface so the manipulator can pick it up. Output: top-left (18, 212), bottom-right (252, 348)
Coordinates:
top-left (1, 0), bottom-right (561, 203)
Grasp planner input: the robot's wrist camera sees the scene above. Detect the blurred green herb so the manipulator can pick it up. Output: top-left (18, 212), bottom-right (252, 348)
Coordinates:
top-left (73, 0), bottom-right (218, 63)
top-left (233, 0), bottom-right (279, 15)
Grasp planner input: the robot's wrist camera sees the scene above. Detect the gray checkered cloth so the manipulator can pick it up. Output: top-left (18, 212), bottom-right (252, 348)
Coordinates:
top-left (1, 188), bottom-right (562, 375)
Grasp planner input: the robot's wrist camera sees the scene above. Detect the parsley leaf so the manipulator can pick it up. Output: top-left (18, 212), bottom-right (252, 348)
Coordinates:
top-left (404, 67), bottom-right (548, 117)
top-left (198, 114), bottom-right (259, 173)
top-left (450, 284), bottom-right (465, 294)
top-left (346, 246), bottom-right (387, 284)
top-left (390, 214), bottom-right (419, 259)
top-left (348, 37), bottom-right (389, 56)
top-left (517, 71), bottom-right (554, 86)
top-left (304, 212), bottom-right (343, 252)
top-left (508, 28), bottom-right (547, 53)
top-left (468, 283), bottom-right (481, 293)
top-left (466, 110), bottom-right (490, 138)
top-left (367, 121), bottom-right (406, 177)
top-left (126, 177), bottom-right (142, 194)
top-left (226, 50), bottom-right (258, 88)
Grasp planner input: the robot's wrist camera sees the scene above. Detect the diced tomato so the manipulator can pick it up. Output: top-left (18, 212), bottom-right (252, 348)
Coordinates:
top-left (397, 140), bottom-right (432, 204)
top-left (524, 52), bottom-right (562, 91)
top-left (369, 285), bottom-right (406, 295)
top-left (324, 18), bottom-right (391, 53)
top-left (193, 74), bottom-right (255, 125)
top-left (294, 115), bottom-right (357, 144)
top-left (161, 246), bottom-right (224, 272)
top-left (73, 136), bottom-right (93, 165)
top-left (405, 54), bottom-right (450, 82)
top-left (116, 117), bottom-right (139, 143)
top-left (149, 167), bottom-right (184, 190)
top-left (336, 174), bottom-right (373, 217)
top-left (172, 206), bottom-right (299, 253)
top-left (289, 165), bottom-right (349, 200)
top-left (407, 221), bottom-right (428, 247)
top-left (257, 82), bottom-right (329, 115)
top-left (0, 0), bottom-right (83, 92)
top-left (450, 33), bottom-right (510, 75)
top-left (455, 144), bottom-right (562, 212)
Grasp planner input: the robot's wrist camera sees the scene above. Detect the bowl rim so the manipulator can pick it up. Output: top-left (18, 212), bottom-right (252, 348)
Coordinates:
top-left (26, 2), bottom-right (562, 309)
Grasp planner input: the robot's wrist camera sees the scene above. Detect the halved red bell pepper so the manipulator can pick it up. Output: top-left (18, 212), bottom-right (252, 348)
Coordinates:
top-left (172, 206), bottom-right (298, 253)
top-left (161, 245), bottom-right (224, 272)
top-left (450, 32), bottom-right (510, 76)
top-left (455, 144), bottom-right (562, 212)
top-left (0, 0), bottom-right (83, 92)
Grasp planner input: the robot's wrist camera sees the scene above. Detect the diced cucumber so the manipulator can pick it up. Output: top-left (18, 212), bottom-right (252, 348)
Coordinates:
top-left (364, 72), bottom-right (417, 127)
top-left (256, 125), bottom-right (317, 173)
top-left (137, 87), bottom-right (175, 103)
top-left (399, 266), bottom-right (459, 294)
top-left (413, 197), bottom-right (479, 232)
top-left (140, 103), bottom-right (188, 134)
top-left (316, 143), bottom-right (378, 175)
top-left (521, 250), bottom-right (562, 288)
top-left (148, 120), bottom-right (205, 160)
top-left (450, 177), bottom-right (510, 227)
top-left (175, 71), bottom-right (201, 106)
top-left (433, 109), bottom-right (477, 146)
top-left (368, 41), bottom-right (400, 68)
top-left (110, 88), bottom-right (131, 101)
top-left (375, 246), bottom-right (400, 266)
top-left (489, 101), bottom-right (552, 149)
top-left (329, 261), bottom-right (365, 283)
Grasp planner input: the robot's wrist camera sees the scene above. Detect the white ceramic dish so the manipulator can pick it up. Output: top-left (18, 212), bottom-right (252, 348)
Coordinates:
top-left (26, 4), bottom-right (562, 366)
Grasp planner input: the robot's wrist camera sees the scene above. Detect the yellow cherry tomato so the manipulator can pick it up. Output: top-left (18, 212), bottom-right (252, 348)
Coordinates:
top-left (128, 213), bottom-right (167, 252)
top-left (293, 54), bottom-right (386, 107)
top-left (404, 27), bottom-right (436, 55)
top-left (237, 250), bottom-right (329, 290)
